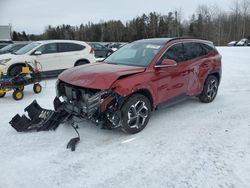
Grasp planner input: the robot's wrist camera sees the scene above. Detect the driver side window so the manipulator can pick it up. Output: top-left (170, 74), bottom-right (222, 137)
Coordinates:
top-left (158, 43), bottom-right (184, 64)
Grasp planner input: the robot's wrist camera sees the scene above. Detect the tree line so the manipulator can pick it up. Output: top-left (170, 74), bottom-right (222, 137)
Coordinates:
top-left (12, 0), bottom-right (250, 46)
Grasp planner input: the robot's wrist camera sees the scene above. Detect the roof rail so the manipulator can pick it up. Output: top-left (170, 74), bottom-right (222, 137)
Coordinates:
top-left (168, 37), bottom-right (213, 45)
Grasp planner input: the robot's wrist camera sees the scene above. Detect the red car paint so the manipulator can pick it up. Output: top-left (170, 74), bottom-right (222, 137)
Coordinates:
top-left (59, 38), bottom-right (221, 110)
top-left (59, 62), bottom-right (145, 90)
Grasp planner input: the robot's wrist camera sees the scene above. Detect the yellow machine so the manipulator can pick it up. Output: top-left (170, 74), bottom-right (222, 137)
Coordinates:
top-left (0, 63), bottom-right (42, 100)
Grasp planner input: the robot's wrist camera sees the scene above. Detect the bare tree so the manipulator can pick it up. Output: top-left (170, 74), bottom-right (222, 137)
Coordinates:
top-left (241, 0), bottom-right (250, 36)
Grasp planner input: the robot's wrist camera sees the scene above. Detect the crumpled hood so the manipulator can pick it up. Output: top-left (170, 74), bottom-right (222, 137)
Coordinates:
top-left (59, 62), bottom-right (145, 90)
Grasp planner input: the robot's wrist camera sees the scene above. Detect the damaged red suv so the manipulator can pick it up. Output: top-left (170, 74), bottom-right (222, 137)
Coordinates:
top-left (56, 38), bottom-right (222, 134)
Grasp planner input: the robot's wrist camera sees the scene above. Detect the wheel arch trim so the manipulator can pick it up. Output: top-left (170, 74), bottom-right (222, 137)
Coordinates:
top-left (116, 88), bottom-right (155, 111)
top-left (7, 63), bottom-right (34, 75)
top-left (74, 59), bottom-right (90, 66)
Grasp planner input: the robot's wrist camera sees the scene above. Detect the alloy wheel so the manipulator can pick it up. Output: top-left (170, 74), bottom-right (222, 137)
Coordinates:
top-left (127, 100), bottom-right (149, 129)
top-left (207, 79), bottom-right (218, 100)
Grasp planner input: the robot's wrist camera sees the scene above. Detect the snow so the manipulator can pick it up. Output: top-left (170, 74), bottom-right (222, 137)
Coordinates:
top-left (0, 47), bottom-right (250, 188)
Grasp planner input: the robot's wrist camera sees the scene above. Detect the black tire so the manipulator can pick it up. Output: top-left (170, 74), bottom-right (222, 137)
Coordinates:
top-left (199, 75), bottom-right (219, 103)
top-left (33, 83), bottom-right (42, 94)
top-left (75, 60), bottom-right (89, 66)
top-left (121, 94), bottom-right (151, 134)
top-left (8, 65), bottom-right (24, 77)
top-left (12, 90), bottom-right (24, 100)
top-left (0, 91), bottom-right (6, 98)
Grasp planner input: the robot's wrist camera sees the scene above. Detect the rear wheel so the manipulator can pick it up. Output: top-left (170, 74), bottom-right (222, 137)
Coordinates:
top-left (75, 60), bottom-right (89, 66)
top-left (0, 91), bottom-right (6, 98)
top-left (13, 90), bottom-right (24, 100)
top-left (121, 94), bottom-right (151, 134)
top-left (199, 75), bottom-right (219, 103)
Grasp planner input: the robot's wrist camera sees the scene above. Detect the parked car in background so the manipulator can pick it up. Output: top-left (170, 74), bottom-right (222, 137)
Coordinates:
top-left (0, 41), bottom-right (13, 49)
top-left (227, 41), bottom-right (237, 47)
top-left (0, 44), bottom-right (9, 49)
top-left (56, 38), bottom-right (222, 134)
top-left (236, 38), bottom-right (249, 46)
top-left (0, 40), bottom-right (95, 77)
top-left (88, 42), bottom-right (113, 58)
top-left (0, 42), bottom-right (30, 55)
top-left (108, 43), bottom-right (126, 51)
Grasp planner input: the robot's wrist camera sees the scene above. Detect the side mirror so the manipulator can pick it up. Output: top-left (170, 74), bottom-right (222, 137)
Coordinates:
top-left (155, 59), bottom-right (177, 68)
top-left (34, 51), bottom-right (42, 55)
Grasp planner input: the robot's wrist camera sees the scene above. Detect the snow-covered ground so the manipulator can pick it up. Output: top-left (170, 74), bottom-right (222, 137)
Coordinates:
top-left (0, 47), bottom-right (250, 188)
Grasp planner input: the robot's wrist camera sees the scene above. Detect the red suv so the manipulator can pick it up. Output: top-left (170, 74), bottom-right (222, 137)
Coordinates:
top-left (56, 38), bottom-right (222, 134)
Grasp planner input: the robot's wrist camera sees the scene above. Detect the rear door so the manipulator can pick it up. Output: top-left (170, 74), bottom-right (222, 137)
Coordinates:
top-left (183, 42), bottom-right (211, 96)
top-left (33, 43), bottom-right (59, 71)
top-left (58, 42), bottom-right (86, 69)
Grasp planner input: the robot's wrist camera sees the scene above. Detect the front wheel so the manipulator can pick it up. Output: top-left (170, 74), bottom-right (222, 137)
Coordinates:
top-left (199, 75), bottom-right (219, 103)
top-left (33, 83), bottom-right (42, 94)
top-left (13, 90), bottom-right (24, 101)
top-left (121, 94), bottom-right (151, 134)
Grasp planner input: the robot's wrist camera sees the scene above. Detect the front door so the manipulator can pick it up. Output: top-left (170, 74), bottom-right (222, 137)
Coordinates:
top-left (33, 43), bottom-right (60, 72)
top-left (153, 43), bottom-right (190, 104)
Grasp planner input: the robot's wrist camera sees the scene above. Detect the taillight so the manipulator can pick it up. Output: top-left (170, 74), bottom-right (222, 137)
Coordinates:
top-left (90, 47), bottom-right (94, 54)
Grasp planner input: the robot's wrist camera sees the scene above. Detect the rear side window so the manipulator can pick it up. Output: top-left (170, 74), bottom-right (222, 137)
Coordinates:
top-left (183, 42), bottom-right (204, 61)
top-left (200, 43), bottom-right (213, 55)
top-left (58, 43), bottom-right (85, 52)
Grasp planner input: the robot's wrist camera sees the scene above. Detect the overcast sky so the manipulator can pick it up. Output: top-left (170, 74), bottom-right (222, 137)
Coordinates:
top-left (0, 0), bottom-right (235, 34)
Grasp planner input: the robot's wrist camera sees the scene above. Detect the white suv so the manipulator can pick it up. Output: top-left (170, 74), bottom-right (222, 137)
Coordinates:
top-left (0, 40), bottom-right (96, 77)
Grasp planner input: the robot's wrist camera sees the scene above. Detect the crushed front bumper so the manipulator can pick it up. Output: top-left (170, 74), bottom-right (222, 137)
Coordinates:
top-left (9, 81), bottom-right (123, 133)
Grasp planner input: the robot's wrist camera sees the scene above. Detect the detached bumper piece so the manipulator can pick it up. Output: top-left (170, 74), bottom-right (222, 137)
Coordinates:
top-left (9, 98), bottom-right (81, 151)
top-left (9, 99), bottom-right (69, 132)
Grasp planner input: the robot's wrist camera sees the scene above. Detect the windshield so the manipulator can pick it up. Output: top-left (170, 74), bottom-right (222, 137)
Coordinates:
top-left (104, 42), bottom-right (164, 67)
top-left (0, 44), bottom-right (14, 51)
top-left (15, 42), bottom-right (40, 55)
